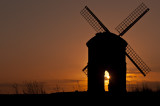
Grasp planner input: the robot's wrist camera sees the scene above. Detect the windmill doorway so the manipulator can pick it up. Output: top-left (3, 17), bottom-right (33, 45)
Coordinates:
top-left (104, 71), bottom-right (110, 91)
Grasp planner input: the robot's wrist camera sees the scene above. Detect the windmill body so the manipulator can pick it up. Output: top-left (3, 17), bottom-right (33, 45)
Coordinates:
top-left (87, 32), bottom-right (127, 93)
top-left (80, 3), bottom-right (151, 94)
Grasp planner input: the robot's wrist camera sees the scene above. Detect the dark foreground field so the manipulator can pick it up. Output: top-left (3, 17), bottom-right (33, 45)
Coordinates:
top-left (1, 91), bottom-right (160, 97)
top-left (0, 91), bottom-right (160, 104)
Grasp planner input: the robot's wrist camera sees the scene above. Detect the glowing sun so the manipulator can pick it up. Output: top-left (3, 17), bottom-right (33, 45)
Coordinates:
top-left (105, 71), bottom-right (110, 79)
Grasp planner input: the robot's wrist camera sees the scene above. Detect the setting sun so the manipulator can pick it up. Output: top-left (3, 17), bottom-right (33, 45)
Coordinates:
top-left (105, 71), bottom-right (110, 80)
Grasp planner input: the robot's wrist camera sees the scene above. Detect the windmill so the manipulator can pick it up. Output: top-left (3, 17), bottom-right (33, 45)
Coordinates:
top-left (80, 3), bottom-right (151, 93)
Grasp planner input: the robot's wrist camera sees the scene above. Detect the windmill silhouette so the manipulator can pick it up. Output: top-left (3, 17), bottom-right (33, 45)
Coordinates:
top-left (80, 3), bottom-right (151, 94)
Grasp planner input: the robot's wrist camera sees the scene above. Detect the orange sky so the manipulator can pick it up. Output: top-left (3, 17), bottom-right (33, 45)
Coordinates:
top-left (0, 0), bottom-right (160, 92)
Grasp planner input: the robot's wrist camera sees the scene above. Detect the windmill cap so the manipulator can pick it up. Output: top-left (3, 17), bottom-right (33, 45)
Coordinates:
top-left (87, 32), bottom-right (128, 48)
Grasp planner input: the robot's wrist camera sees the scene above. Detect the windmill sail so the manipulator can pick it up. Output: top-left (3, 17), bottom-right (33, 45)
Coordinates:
top-left (80, 6), bottom-right (110, 33)
top-left (126, 44), bottom-right (151, 76)
top-left (80, 6), bottom-right (110, 75)
top-left (80, 4), bottom-right (151, 76)
top-left (115, 3), bottom-right (150, 37)
top-left (82, 64), bottom-right (88, 75)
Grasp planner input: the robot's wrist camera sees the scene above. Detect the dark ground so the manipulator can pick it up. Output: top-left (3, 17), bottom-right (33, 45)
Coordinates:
top-left (1, 91), bottom-right (160, 97)
top-left (0, 92), bottom-right (159, 104)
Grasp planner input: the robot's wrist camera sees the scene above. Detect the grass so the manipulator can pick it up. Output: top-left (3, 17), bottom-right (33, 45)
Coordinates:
top-left (131, 84), bottom-right (153, 93)
top-left (8, 81), bottom-right (160, 96)
top-left (12, 81), bottom-right (46, 94)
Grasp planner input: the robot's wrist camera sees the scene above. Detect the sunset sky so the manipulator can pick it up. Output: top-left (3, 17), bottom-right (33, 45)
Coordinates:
top-left (0, 0), bottom-right (160, 93)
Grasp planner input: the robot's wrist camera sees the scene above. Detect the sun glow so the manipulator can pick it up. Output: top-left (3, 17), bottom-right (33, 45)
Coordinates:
top-left (105, 71), bottom-right (110, 80)
top-left (104, 71), bottom-right (110, 91)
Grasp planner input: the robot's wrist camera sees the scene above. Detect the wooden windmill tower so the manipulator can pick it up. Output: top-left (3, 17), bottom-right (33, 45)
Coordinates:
top-left (80, 3), bottom-right (151, 94)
